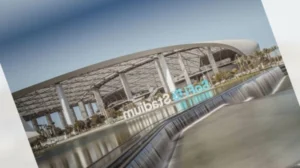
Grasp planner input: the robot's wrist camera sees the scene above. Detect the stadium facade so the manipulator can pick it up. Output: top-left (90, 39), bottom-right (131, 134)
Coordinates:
top-left (12, 39), bottom-right (259, 136)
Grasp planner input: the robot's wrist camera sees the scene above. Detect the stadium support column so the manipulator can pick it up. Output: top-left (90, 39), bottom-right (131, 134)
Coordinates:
top-left (91, 88), bottom-right (108, 118)
top-left (45, 113), bottom-right (54, 126)
top-left (157, 55), bottom-right (176, 92)
top-left (58, 111), bottom-right (67, 128)
top-left (75, 147), bottom-right (91, 168)
top-left (154, 58), bottom-right (170, 93)
top-left (87, 103), bottom-right (95, 115)
top-left (78, 101), bottom-right (89, 120)
top-left (31, 117), bottom-right (39, 132)
top-left (70, 107), bottom-right (78, 121)
top-left (205, 47), bottom-right (219, 74)
top-left (56, 84), bottom-right (75, 126)
top-left (45, 112), bottom-right (56, 136)
top-left (178, 53), bottom-right (192, 85)
top-left (119, 73), bottom-right (133, 100)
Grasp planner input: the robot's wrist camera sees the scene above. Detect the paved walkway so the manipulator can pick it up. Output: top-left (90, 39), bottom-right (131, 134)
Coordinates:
top-left (170, 78), bottom-right (300, 168)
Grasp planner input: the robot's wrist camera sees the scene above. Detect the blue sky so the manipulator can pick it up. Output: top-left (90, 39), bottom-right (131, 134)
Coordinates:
top-left (0, 0), bottom-right (277, 92)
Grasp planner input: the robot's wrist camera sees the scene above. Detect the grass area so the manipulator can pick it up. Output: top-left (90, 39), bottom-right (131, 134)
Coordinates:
top-left (217, 71), bottom-right (261, 88)
top-left (210, 70), bottom-right (264, 96)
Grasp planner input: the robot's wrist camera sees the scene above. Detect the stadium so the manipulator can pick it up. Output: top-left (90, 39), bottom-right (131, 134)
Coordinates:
top-left (13, 39), bottom-right (260, 140)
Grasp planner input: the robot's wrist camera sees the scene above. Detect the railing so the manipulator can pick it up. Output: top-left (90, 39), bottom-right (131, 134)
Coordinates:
top-left (88, 67), bottom-right (284, 168)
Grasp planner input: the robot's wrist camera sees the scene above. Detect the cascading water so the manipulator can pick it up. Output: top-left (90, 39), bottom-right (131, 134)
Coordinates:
top-left (101, 67), bottom-right (286, 168)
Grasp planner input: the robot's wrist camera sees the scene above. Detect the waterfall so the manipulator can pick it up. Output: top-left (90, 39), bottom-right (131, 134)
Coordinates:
top-left (96, 67), bottom-right (286, 168)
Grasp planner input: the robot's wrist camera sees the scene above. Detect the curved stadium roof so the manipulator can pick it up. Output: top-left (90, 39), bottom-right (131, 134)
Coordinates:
top-left (13, 39), bottom-right (259, 117)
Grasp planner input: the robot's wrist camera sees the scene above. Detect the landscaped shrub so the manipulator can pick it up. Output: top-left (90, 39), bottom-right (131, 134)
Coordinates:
top-left (231, 68), bottom-right (238, 74)
top-left (74, 120), bottom-right (85, 132)
top-left (215, 72), bottom-right (223, 82)
top-left (64, 125), bottom-right (73, 134)
top-left (224, 71), bottom-right (233, 79)
top-left (91, 115), bottom-right (101, 127)
top-left (99, 115), bottom-right (105, 123)
top-left (85, 118), bottom-right (91, 129)
top-left (54, 127), bottom-right (63, 136)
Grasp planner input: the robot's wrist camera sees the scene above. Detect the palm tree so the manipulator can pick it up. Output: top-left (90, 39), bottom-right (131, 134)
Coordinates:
top-left (254, 50), bottom-right (265, 69)
top-left (242, 55), bottom-right (250, 72)
top-left (235, 54), bottom-right (255, 73)
top-left (233, 55), bottom-right (242, 71)
top-left (262, 48), bottom-right (271, 64)
top-left (271, 45), bottom-right (278, 55)
top-left (271, 45), bottom-right (280, 64)
top-left (247, 55), bottom-right (256, 70)
top-left (247, 55), bottom-right (255, 70)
